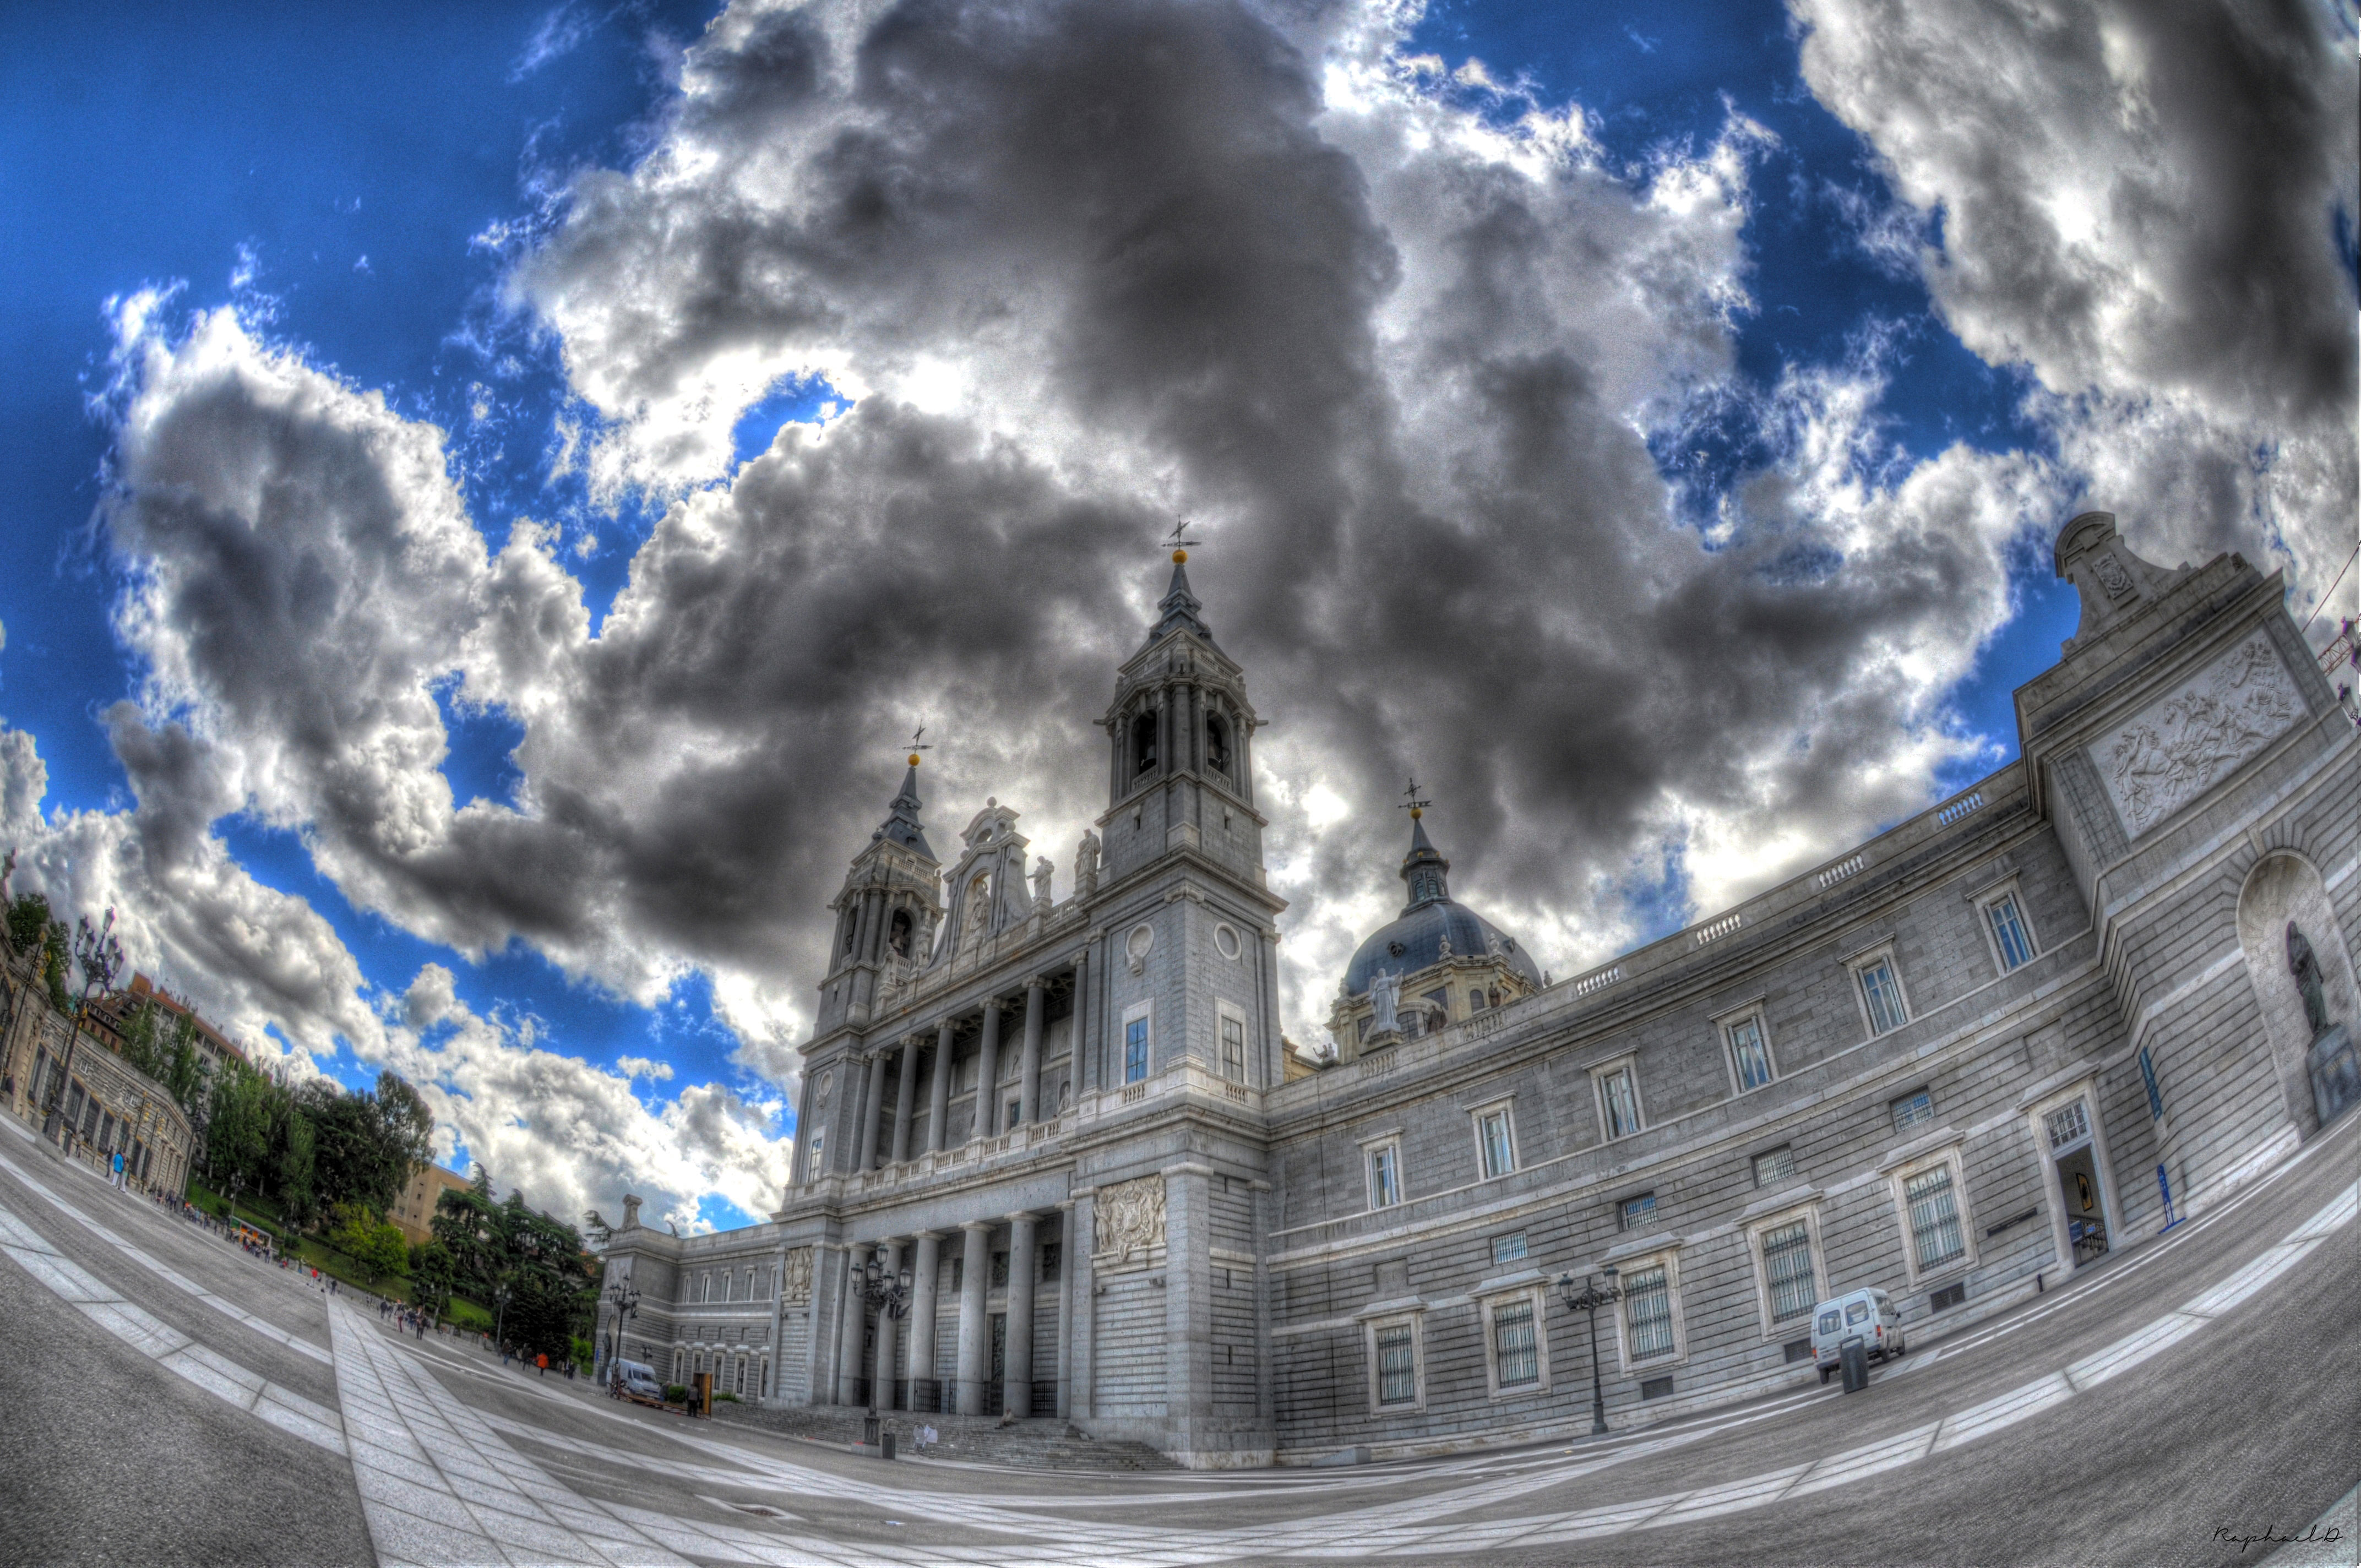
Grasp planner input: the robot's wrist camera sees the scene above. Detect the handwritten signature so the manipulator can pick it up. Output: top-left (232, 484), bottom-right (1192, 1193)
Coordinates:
top-left (2215, 1522), bottom-right (2346, 1556)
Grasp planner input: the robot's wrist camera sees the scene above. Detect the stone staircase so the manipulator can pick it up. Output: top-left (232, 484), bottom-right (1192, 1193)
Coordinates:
top-left (711, 1403), bottom-right (1183, 1472)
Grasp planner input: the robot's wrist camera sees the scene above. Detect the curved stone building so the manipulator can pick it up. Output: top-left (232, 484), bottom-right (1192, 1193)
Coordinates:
top-left (594, 511), bottom-right (2360, 1467)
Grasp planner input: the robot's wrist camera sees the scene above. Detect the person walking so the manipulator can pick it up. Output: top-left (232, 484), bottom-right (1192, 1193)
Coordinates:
top-left (536, 1352), bottom-right (548, 1377)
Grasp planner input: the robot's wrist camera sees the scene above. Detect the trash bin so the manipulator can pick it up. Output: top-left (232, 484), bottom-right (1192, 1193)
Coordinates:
top-left (880, 1429), bottom-right (897, 1462)
top-left (1840, 1336), bottom-right (1870, 1393)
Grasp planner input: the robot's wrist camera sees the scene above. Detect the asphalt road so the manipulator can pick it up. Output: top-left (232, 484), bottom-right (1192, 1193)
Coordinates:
top-left (0, 1101), bottom-right (2351, 1568)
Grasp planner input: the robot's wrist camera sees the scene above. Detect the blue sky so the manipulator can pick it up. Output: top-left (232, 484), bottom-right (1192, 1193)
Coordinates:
top-left (2, 0), bottom-right (2349, 1228)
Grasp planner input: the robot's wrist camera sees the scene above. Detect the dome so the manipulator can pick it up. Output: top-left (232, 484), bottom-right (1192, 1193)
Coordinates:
top-left (1340, 811), bottom-right (1544, 996)
top-left (1345, 900), bottom-right (1543, 995)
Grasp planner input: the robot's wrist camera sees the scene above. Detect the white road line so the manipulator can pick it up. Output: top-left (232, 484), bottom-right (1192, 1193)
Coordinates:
top-left (0, 1142), bottom-right (334, 1365)
top-left (0, 1196), bottom-right (345, 1454)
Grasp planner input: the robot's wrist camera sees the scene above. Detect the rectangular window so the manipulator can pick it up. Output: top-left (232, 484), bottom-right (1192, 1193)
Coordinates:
top-left (1891, 1091), bottom-right (1934, 1133)
top-left (1986, 893), bottom-right (2035, 970)
top-left (949, 1256), bottom-right (963, 1292)
top-left (1040, 1243), bottom-right (1062, 1283)
top-left (1753, 1146), bottom-right (1797, 1188)
top-left (1477, 1109), bottom-right (1515, 1178)
top-left (1640, 1375), bottom-right (1674, 1401)
top-left (1619, 1193), bottom-right (1656, 1231)
top-left (1929, 1282), bottom-right (1966, 1313)
top-left (2044, 1099), bottom-right (2090, 1152)
top-left (804, 1125), bottom-right (825, 1180)
top-left (1858, 957), bottom-right (1908, 1035)
top-left (1469, 989), bottom-right (1488, 1012)
top-left (1368, 1145), bottom-right (1401, 1210)
top-left (1905, 1166), bottom-right (1966, 1271)
top-left (1491, 1232), bottom-right (1527, 1267)
top-left (1221, 1016), bottom-right (1245, 1083)
top-left (1491, 1300), bottom-right (1539, 1387)
top-left (990, 1251), bottom-right (1009, 1289)
top-left (1124, 1016), bottom-right (1150, 1084)
top-left (1376, 1325), bottom-right (1417, 1406)
top-left (1600, 1068), bottom-right (1641, 1139)
top-left (1726, 1015), bottom-right (1774, 1092)
top-left (1761, 1221), bottom-right (1816, 1324)
top-left (1623, 1265), bottom-right (1674, 1362)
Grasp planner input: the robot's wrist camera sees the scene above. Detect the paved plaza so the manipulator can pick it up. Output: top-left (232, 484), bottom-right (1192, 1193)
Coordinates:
top-left (0, 1106), bottom-right (2354, 1567)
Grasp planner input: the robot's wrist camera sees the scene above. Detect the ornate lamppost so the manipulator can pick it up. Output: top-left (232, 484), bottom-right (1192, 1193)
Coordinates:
top-left (493, 1283), bottom-right (514, 1357)
top-left (43, 908), bottom-right (123, 1154)
top-left (602, 1282), bottom-right (642, 1391)
top-left (856, 1253), bottom-right (914, 1447)
top-left (1556, 1266), bottom-right (1622, 1437)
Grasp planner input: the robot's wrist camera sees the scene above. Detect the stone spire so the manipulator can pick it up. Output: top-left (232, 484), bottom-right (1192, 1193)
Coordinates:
top-left (1400, 809), bottom-right (1451, 912)
top-left (873, 760), bottom-right (934, 858)
top-left (1145, 552), bottom-right (1217, 649)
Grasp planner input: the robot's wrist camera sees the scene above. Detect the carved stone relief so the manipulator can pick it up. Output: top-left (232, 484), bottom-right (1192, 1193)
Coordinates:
top-left (1092, 1174), bottom-right (1167, 1266)
top-left (779, 1246), bottom-right (814, 1305)
top-left (2092, 551), bottom-right (2133, 599)
top-left (2097, 633), bottom-right (2302, 838)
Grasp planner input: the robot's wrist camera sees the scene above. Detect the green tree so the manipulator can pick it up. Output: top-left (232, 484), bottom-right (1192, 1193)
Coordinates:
top-left (118, 1000), bottom-right (167, 1081)
top-left (163, 1015), bottom-right (207, 1114)
top-left (302, 1069), bottom-right (435, 1218)
top-left (272, 1100), bottom-right (317, 1230)
top-left (6, 892), bottom-right (49, 953)
top-left (205, 1060), bottom-right (274, 1199)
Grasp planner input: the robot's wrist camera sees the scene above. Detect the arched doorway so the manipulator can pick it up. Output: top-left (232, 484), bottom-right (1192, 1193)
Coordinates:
top-left (2236, 853), bottom-right (2360, 1136)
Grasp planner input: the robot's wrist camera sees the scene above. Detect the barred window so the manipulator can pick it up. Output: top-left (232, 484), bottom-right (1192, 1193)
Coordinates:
top-left (2044, 1099), bottom-right (2090, 1151)
top-left (1726, 1015), bottom-right (1774, 1092)
top-left (1492, 1299), bottom-right (1539, 1387)
top-left (1905, 1165), bottom-right (1966, 1271)
top-left (1376, 1325), bottom-right (1417, 1406)
top-left (1858, 957), bottom-right (1908, 1034)
top-left (1600, 1068), bottom-right (1641, 1139)
top-left (1986, 894), bottom-right (2035, 970)
top-left (1891, 1091), bottom-right (1934, 1133)
top-left (1492, 1232), bottom-right (1527, 1266)
top-left (1623, 1265), bottom-right (1674, 1362)
top-left (1761, 1221), bottom-right (1816, 1323)
top-left (1619, 1192), bottom-right (1656, 1231)
top-left (1753, 1146), bottom-right (1796, 1188)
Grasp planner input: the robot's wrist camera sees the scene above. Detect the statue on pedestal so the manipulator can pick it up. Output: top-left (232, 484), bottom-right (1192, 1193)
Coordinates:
top-left (1074, 830), bottom-right (1101, 897)
top-left (2289, 921), bottom-right (2359, 1128)
top-left (1369, 970), bottom-right (1401, 1037)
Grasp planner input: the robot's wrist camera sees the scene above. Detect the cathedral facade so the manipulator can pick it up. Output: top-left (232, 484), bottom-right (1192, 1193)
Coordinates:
top-left (594, 511), bottom-right (2360, 1467)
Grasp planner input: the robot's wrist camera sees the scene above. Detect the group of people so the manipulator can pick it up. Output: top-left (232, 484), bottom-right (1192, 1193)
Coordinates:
top-left (377, 1298), bottom-right (434, 1340)
top-left (497, 1344), bottom-right (578, 1379)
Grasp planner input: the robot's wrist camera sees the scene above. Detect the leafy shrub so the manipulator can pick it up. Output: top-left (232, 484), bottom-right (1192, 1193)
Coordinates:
top-left (662, 1385), bottom-right (690, 1405)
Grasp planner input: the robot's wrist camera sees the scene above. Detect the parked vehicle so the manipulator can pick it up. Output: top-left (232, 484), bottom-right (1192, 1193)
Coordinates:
top-left (611, 1359), bottom-right (666, 1407)
top-left (1811, 1288), bottom-right (1905, 1382)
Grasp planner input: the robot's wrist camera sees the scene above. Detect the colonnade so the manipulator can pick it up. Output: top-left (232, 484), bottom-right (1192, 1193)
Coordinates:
top-left (824, 1212), bottom-right (1051, 1419)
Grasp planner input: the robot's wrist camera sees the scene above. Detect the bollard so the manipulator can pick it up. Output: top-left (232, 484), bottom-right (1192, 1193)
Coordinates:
top-left (880, 1429), bottom-right (896, 1461)
top-left (1840, 1336), bottom-right (1870, 1393)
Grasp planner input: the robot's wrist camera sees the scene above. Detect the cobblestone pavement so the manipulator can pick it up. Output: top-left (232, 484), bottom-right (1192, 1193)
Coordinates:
top-left (0, 1105), bottom-right (2354, 1568)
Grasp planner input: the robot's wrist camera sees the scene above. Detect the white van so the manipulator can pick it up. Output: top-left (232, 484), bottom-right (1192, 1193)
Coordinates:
top-left (611, 1359), bottom-right (667, 1406)
top-left (1810, 1288), bottom-right (1905, 1382)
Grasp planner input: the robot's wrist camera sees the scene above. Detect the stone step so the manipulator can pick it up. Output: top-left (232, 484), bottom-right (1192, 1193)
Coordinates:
top-left (710, 1404), bottom-right (1182, 1472)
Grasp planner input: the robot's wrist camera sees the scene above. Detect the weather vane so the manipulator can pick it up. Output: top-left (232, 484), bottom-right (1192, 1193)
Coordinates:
top-left (907, 724), bottom-right (933, 769)
top-left (1166, 516), bottom-right (1201, 564)
top-left (1400, 774), bottom-right (1431, 820)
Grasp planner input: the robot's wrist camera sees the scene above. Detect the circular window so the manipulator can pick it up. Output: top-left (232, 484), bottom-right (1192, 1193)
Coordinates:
top-left (1214, 923), bottom-right (1243, 961)
top-left (1387, 940), bottom-right (1406, 957)
top-left (1125, 923), bottom-right (1156, 971)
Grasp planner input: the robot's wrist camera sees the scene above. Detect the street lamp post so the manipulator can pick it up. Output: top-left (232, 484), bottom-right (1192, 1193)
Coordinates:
top-left (602, 1282), bottom-right (641, 1391)
top-left (1557, 1266), bottom-right (1623, 1438)
top-left (494, 1283), bottom-right (513, 1357)
top-left (855, 1255), bottom-right (914, 1449)
top-left (43, 908), bottom-right (123, 1155)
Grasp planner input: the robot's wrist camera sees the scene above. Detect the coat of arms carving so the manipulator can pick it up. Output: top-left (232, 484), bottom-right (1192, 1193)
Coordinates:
top-left (780, 1246), bottom-right (814, 1305)
top-left (2098, 633), bottom-right (2302, 838)
top-left (1092, 1174), bottom-right (1167, 1266)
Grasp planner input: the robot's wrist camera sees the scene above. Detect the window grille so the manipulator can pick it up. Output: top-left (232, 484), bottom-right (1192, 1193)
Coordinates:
top-left (1478, 1110), bottom-right (1514, 1178)
top-left (1623, 1266), bottom-right (1674, 1361)
top-left (1905, 1164), bottom-right (1966, 1270)
top-left (1640, 1375), bottom-right (1674, 1401)
top-left (1492, 1300), bottom-right (1538, 1387)
top-left (1891, 1091), bottom-right (1934, 1132)
top-left (1727, 1015), bottom-right (1774, 1091)
top-left (1600, 1069), bottom-right (1640, 1139)
top-left (990, 1251), bottom-right (1009, 1289)
top-left (1491, 1233), bottom-right (1527, 1266)
top-left (1376, 1325), bottom-right (1416, 1406)
top-left (1040, 1243), bottom-right (1062, 1283)
top-left (1761, 1221), bottom-right (1816, 1322)
top-left (1124, 1017), bottom-right (1150, 1084)
top-left (1858, 957), bottom-right (1908, 1033)
top-left (1753, 1146), bottom-right (1797, 1188)
top-left (2044, 1100), bottom-right (2090, 1151)
top-left (1368, 1145), bottom-right (1401, 1209)
top-left (1619, 1193), bottom-right (1656, 1231)
top-left (1221, 1016), bottom-right (1245, 1083)
top-left (1987, 894), bottom-right (2035, 970)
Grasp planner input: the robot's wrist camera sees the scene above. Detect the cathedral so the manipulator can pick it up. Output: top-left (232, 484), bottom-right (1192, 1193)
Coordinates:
top-left (594, 511), bottom-right (2360, 1467)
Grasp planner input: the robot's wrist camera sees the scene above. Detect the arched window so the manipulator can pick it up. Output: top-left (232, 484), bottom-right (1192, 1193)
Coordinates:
top-left (1131, 711), bottom-right (1158, 777)
top-left (840, 913), bottom-right (856, 955)
top-left (888, 908), bottom-right (913, 957)
top-left (1206, 714), bottom-right (1231, 777)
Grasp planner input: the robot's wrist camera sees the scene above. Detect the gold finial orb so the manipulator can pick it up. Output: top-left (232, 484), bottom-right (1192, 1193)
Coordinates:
top-left (1410, 805), bottom-right (1422, 819)
top-left (908, 753), bottom-right (922, 767)
top-left (1172, 548), bottom-right (1188, 564)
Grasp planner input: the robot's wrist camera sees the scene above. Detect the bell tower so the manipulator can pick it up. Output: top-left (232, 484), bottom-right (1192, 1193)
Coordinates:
top-left (817, 754), bottom-right (943, 1035)
top-left (1098, 547), bottom-right (1267, 885)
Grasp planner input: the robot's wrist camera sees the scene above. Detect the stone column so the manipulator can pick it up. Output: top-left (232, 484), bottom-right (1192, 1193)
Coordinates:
top-left (871, 1240), bottom-right (902, 1409)
top-left (787, 1072), bottom-right (815, 1190)
top-left (955, 1220), bottom-right (991, 1415)
top-left (851, 889), bottom-right (878, 969)
top-left (889, 1037), bottom-right (920, 1163)
top-left (1004, 1212), bottom-right (1037, 1419)
top-left (1017, 979), bottom-right (1045, 1127)
top-left (1054, 1200), bottom-right (1076, 1420)
top-left (833, 1243), bottom-right (871, 1406)
top-left (855, 1050), bottom-right (888, 1169)
top-left (906, 1232), bottom-right (942, 1413)
top-left (925, 1018), bottom-right (954, 1153)
top-left (1068, 1189), bottom-right (1096, 1419)
top-left (1071, 951), bottom-right (1091, 1101)
top-left (973, 999), bottom-right (1002, 1141)
top-left (1165, 1166), bottom-right (1211, 1457)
